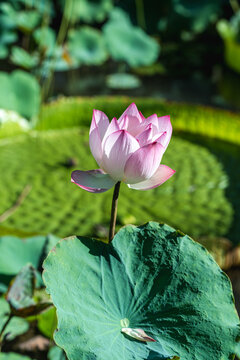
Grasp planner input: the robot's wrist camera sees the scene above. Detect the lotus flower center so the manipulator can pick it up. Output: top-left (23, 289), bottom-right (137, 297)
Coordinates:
top-left (120, 318), bottom-right (130, 328)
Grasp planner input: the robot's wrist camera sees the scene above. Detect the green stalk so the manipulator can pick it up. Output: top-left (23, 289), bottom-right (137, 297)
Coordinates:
top-left (0, 313), bottom-right (13, 352)
top-left (135, 0), bottom-right (146, 29)
top-left (41, 0), bottom-right (73, 101)
top-left (108, 182), bottom-right (121, 243)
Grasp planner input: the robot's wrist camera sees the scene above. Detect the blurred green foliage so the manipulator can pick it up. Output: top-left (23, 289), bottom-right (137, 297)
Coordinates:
top-left (0, 0), bottom-right (236, 105)
top-left (217, 10), bottom-right (240, 73)
top-left (68, 27), bottom-right (108, 66)
top-left (0, 70), bottom-right (40, 119)
top-left (103, 8), bottom-right (160, 67)
top-left (0, 297), bottom-right (29, 341)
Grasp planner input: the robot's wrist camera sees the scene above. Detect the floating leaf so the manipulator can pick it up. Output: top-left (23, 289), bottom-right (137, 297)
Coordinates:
top-left (0, 234), bottom-right (59, 276)
top-left (106, 73), bottom-right (141, 89)
top-left (38, 307), bottom-right (57, 339)
top-left (68, 27), bottom-right (108, 66)
top-left (33, 27), bottom-right (56, 55)
top-left (43, 222), bottom-right (240, 360)
top-left (0, 70), bottom-right (40, 118)
top-left (103, 8), bottom-right (160, 67)
top-left (11, 46), bottom-right (39, 69)
top-left (6, 264), bottom-right (51, 317)
top-left (0, 3), bottom-right (41, 33)
top-left (0, 297), bottom-right (29, 341)
top-left (48, 345), bottom-right (66, 360)
top-left (16, 10), bottom-right (41, 32)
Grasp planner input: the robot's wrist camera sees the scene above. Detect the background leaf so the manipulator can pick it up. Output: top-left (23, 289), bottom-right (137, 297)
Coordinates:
top-left (106, 73), bottom-right (141, 89)
top-left (103, 8), bottom-right (160, 67)
top-left (0, 70), bottom-right (40, 118)
top-left (6, 264), bottom-right (51, 317)
top-left (48, 346), bottom-right (66, 360)
top-left (43, 222), bottom-right (240, 360)
top-left (68, 27), bottom-right (108, 66)
top-left (11, 46), bottom-right (39, 69)
top-left (0, 235), bottom-right (59, 276)
top-left (0, 297), bottom-right (29, 341)
top-left (63, 0), bottom-right (113, 23)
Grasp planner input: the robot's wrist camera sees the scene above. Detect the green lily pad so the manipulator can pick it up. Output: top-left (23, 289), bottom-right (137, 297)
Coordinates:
top-left (6, 264), bottom-right (51, 317)
top-left (16, 10), bottom-right (41, 33)
top-left (43, 222), bottom-right (240, 360)
top-left (0, 70), bottom-right (40, 118)
top-left (103, 8), bottom-right (160, 67)
top-left (38, 306), bottom-right (57, 339)
top-left (63, 0), bottom-right (113, 23)
top-left (106, 73), bottom-right (141, 89)
top-left (0, 297), bottom-right (29, 341)
top-left (0, 234), bottom-right (59, 276)
top-left (11, 46), bottom-right (39, 69)
top-left (33, 27), bottom-right (56, 55)
top-left (68, 27), bottom-right (108, 66)
top-left (48, 346), bottom-right (66, 360)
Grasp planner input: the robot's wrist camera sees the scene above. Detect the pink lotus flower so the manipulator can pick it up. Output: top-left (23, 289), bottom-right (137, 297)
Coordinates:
top-left (71, 103), bottom-right (175, 193)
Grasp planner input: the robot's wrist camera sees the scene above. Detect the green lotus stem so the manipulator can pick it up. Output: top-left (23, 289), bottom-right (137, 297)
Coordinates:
top-left (108, 182), bottom-right (121, 243)
top-left (41, 0), bottom-right (73, 101)
top-left (0, 313), bottom-right (13, 351)
top-left (135, 0), bottom-right (146, 29)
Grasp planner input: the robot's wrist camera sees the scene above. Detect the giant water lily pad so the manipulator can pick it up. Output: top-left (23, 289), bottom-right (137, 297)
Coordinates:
top-left (43, 222), bottom-right (240, 360)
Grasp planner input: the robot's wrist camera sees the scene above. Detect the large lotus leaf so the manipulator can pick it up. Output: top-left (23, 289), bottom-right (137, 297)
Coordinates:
top-left (63, 0), bottom-right (113, 23)
top-left (0, 70), bottom-right (40, 118)
top-left (43, 222), bottom-right (240, 360)
top-left (103, 8), bottom-right (160, 67)
top-left (0, 234), bottom-right (59, 276)
top-left (0, 297), bottom-right (29, 341)
top-left (68, 27), bottom-right (108, 66)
